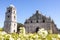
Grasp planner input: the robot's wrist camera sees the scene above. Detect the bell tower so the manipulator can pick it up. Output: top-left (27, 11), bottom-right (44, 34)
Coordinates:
top-left (4, 5), bottom-right (17, 33)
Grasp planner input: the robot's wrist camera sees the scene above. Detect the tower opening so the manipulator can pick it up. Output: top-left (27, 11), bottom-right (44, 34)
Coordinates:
top-left (14, 30), bottom-right (15, 32)
top-left (8, 10), bottom-right (10, 13)
top-left (36, 20), bottom-right (38, 23)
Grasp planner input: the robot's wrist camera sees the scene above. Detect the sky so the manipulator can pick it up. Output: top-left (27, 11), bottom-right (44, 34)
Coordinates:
top-left (0, 0), bottom-right (60, 29)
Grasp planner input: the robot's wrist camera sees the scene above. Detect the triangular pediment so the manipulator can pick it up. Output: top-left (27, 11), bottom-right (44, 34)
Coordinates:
top-left (29, 10), bottom-right (47, 20)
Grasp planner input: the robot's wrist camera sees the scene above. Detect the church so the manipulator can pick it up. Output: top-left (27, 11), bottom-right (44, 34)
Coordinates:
top-left (4, 5), bottom-right (59, 34)
top-left (24, 10), bottom-right (58, 34)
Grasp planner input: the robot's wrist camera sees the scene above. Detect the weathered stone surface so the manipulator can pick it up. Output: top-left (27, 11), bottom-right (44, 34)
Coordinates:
top-left (24, 10), bottom-right (58, 34)
top-left (4, 5), bottom-right (17, 33)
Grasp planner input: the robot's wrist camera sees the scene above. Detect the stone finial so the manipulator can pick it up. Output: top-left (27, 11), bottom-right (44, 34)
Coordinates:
top-left (36, 10), bottom-right (39, 14)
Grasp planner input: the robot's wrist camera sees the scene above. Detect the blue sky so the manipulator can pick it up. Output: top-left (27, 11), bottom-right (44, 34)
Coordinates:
top-left (0, 0), bottom-right (60, 29)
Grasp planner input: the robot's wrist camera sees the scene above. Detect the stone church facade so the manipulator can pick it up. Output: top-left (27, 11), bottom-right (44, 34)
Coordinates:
top-left (24, 10), bottom-right (58, 34)
top-left (4, 5), bottom-right (59, 34)
top-left (4, 5), bottom-right (17, 33)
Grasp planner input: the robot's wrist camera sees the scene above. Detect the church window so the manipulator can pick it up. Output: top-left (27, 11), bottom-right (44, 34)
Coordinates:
top-left (43, 20), bottom-right (45, 23)
top-left (36, 20), bottom-right (38, 23)
top-left (14, 11), bottom-right (15, 14)
top-left (8, 16), bottom-right (9, 18)
top-left (31, 21), bottom-right (32, 23)
top-left (14, 16), bottom-right (15, 19)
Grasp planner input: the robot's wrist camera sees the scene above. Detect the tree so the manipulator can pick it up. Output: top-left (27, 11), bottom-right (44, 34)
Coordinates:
top-left (0, 28), bottom-right (3, 31)
top-left (17, 23), bottom-right (24, 33)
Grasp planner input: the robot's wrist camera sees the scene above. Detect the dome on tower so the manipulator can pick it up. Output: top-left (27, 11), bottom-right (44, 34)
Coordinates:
top-left (9, 4), bottom-right (15, 8)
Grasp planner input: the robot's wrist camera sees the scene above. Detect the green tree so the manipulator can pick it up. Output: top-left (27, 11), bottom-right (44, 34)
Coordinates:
top-left (17, 23), bottom-right (24, 33)
top-left (0, 28), bottom-right (3, 31)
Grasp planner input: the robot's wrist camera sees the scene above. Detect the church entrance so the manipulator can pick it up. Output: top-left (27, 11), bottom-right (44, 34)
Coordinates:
top-left (36, 27), bottom-right (39, 33)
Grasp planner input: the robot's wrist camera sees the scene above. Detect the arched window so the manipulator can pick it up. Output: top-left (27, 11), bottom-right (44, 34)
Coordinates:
top-left (14, 11), bottom-right (15, 14)
top-left (36, 20), bottom-right (38, 23)
top-left (31, 21), bottom-right (32, 23)
top-left (14, 30), bottom-right (15, 32)
top-left (7, 15), bottom-right (10, 19)
top-left (8, 10), bottom-right (10, 13)
top-left (14, 16), bottom-right (15, 19)
top-left (14, 24), bottom-right (15, 27)
top-left (43, 20), bottom-right (45, 23)
top-left (8, 16), bottom-right (9, 18)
